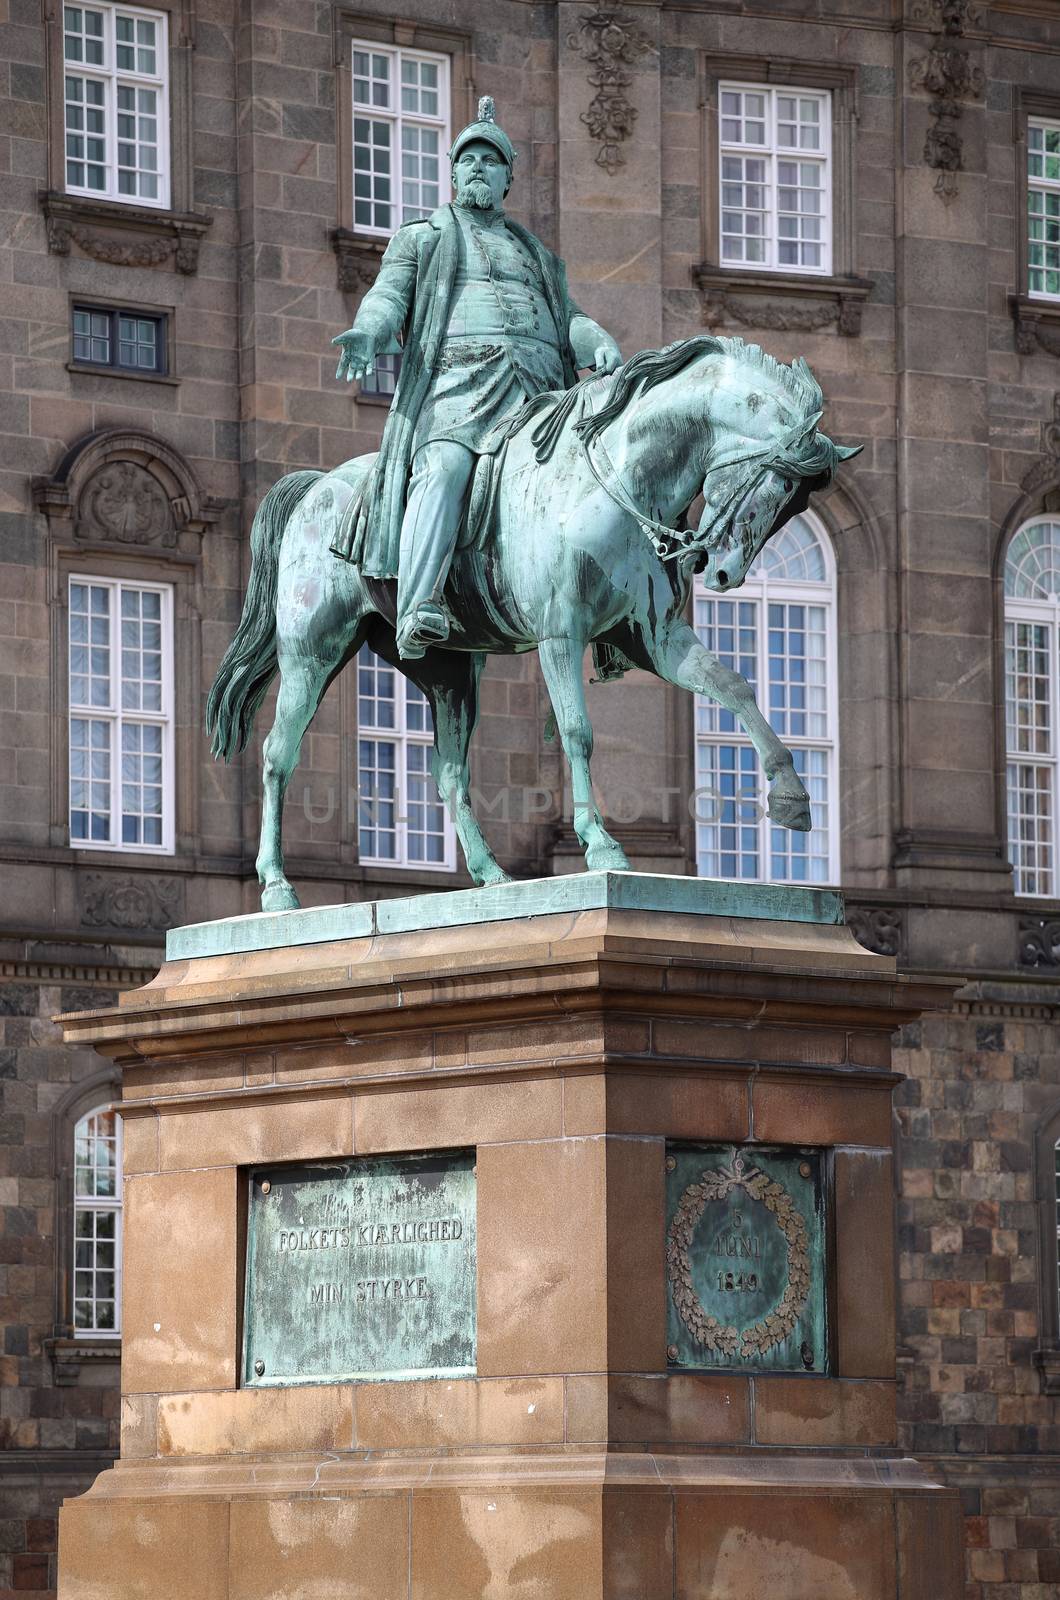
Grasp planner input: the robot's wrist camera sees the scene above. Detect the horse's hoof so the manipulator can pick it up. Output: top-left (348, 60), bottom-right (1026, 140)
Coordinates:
top-left (768, 797), bottom-right (811, 832)
top-left (477, 868), bottom-right (513, 888)
top-left (261, 881), bottom-right (301, 912)
top-left (585, 839), bottom-right (631, 872)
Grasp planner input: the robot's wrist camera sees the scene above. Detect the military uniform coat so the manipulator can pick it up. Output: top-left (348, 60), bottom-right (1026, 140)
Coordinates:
top-left (331, 203), bottom-right (585, 576)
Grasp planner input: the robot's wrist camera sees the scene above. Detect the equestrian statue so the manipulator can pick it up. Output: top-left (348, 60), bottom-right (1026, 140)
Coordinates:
top-left (207, 97), bottom-right (861, 912)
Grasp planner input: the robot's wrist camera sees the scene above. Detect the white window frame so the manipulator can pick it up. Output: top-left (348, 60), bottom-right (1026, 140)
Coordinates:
top-left (357, 649), bottom-right (456, 871)
top-left (718, 81), bottom-right (832, 277)
top-left (1028, 117), bottom-right (1060, 303)
top-left (72, 1103), bottom-right (123, 1340)
top-left (1003, 519), bottom-right (1060, 898)
top-left (350, 40), bottom-right (450, 238)
top-left (68, 573), bottom-right (175, 855)
top-left (62, 1), bottom-right (171, 210)
top-left (693, 514), bottom-right (840, 886)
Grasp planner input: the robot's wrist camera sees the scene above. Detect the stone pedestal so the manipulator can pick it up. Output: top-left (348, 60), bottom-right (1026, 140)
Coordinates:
top-left (56, 875), bottom-right (965, 1599)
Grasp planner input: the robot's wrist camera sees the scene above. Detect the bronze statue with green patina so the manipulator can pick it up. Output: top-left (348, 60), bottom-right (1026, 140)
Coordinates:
top-left (207, 97), bottom-right (860, 911)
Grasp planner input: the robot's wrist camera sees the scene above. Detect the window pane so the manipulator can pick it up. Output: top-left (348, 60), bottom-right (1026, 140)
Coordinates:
top-left (695, 742), bottom-right (761, 880)
top-left (116, 313), bottom-right (159, 369)
top-left (353, 117), bottom-right (394, 231)
top-left (359, 736), bottom-right (398, 860)
top-left (72, 1107), bottom-right (122, 1337)
top-left (73, 307), bottom-right (112, 365)
top-left (1005, 619), bottom-right (1051, 757)
top-left (405, 742), bottom-right (446, 862)
top-left (770, 747), bottom-right (830, 882)
top-left (1005, 519), bottom-right (1060, 599)
top-left (65, 73), bottom-right (108, 191)
top-left (1008, 762), bottom-right (1054, 895)
top-left (357, 648), bottom-right (396, 729)
top-left (401, 123), bottom-right (441, 222)
top-left (352, 48), bottom-right (390, 109)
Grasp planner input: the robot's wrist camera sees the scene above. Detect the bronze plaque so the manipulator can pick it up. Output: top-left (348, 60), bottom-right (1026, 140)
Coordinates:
top-left (665, 1142), bottom-right (830, 1373)
top-left (242, 1150), bottom-right (476, 1386)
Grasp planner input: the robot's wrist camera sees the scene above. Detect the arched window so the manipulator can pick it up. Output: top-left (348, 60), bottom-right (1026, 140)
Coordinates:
top-left (1005, 518), bottom-right (1060, 896)
top-left (693, 511), bottom-right (838, 883)
top-left (73, 1105), bottom-right (122, 1337)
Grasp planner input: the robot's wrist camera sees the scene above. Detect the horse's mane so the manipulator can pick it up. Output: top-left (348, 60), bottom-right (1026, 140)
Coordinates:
top-left (573, 334), bottom-right (824, 447)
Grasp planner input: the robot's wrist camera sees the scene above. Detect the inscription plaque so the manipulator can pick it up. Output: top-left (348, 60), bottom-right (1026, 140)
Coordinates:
top-left (242, 1150), bottom-right (476, 1386)
top-left (665, 1143), bottom-right (830, 1373)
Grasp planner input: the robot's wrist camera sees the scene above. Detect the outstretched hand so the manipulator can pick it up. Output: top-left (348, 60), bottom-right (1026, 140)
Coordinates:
top-left (332, 328), bottom-right (379, 383)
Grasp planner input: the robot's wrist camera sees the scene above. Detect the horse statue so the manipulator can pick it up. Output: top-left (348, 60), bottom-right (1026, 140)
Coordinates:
top-left (206, 335), bottom-right (860, 911)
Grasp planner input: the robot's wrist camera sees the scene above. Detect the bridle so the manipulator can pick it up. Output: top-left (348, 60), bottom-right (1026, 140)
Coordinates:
top-left (581, 427), bottom-right (695, 561)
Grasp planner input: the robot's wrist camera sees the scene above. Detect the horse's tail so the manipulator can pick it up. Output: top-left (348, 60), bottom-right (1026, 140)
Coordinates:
top-left (206, 470), bottom-right (323, 761)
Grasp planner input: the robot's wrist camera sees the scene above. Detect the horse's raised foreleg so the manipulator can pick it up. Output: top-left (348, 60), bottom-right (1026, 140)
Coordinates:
top-left (646, 619), bottom-right (811, 830)
top-left (256, 652), bottom-right (331, 912)
top-left (380, 644), bottom-right (511, 887)
top-left (538, 636), bottom-right (631, 872)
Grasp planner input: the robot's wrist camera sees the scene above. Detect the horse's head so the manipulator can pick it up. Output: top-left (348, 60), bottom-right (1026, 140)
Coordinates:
top-left (694, 345), bottom-right (860, 591)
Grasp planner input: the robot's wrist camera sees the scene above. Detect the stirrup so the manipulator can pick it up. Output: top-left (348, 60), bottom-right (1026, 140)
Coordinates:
top-left (396, 603), bottom-right (450, 660)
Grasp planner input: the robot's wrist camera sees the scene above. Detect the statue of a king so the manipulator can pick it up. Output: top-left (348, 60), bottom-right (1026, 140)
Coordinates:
top-left (330, 96), bottom-right (623, 660)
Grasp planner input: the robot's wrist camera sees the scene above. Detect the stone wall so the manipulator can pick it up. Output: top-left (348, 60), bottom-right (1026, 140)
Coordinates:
top-left (895, 996), bottom-right (1060, 1600)
top-left (0, 965), bottom-right (146, 1597)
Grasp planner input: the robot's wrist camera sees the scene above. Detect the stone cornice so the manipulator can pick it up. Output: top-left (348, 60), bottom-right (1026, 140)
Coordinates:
top-left (58, 907), bottom-right (952, 1067)
top-left (693, 266), bottom-right (873, 338)
top-left (40, 191), bottom-right (212, 275)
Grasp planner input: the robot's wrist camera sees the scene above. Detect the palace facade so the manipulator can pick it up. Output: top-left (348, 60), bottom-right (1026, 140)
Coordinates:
top-left (2, 0), bottom-right (1060, 1594)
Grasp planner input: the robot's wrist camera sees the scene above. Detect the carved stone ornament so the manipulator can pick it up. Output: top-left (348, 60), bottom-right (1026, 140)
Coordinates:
top-left (566, 8), bottom-right (653, 176)
top-left (905, 0), bottom-right (987, 28)
top-left (1019, 393), bottom-right (1060, 495)
top-left (693, 267), bottom-right (871, 339)
top-left (80, 461), bottom-right (176, 547)
top-left (330, 229), bottom-right (388, 294)
top-left (33, 428), bottom-right (218, 547)
top-left (1018, 916), bottom-right (1060, 969)
top-left (908, 1), bottom-right (985, 205)
top-left (79, 874), bottom-right (182, 931)
top-left (846, 904), bottom-right (904, 958)
top-left (40, 192), bottom-right (211, 275)
top-left (1012, 299), bottom-right (1060, 360)
top-left (666, 1151), bottom-right (811, 1360)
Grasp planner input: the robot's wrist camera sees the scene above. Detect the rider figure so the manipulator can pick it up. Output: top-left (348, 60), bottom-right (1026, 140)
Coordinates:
top-left (332, 97), bottom-right (622, 660)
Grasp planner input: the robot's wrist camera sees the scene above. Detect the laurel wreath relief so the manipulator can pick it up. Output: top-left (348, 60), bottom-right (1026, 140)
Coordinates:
top-left (666, 1152), bottom-right (811, 1359)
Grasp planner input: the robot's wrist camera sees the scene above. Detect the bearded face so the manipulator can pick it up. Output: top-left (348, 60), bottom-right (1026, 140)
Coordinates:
top-left (452, 139), bottom-right (509, 212)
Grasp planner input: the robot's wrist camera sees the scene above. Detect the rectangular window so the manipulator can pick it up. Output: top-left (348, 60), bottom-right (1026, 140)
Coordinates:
top-left (351, 42), bottom-right (449, 236)
top-left (73, 1106), bottom-right (122, 1337)
top-left (72, 304), bottom-right (167, 373)
top-left (63, 3), bottom-right (170, 207)
top-left (68, 576), bottom-right (174, 852)
top-left (1028, 119), bottom-right (1060, 301)
top-left (719, 83), bottom-right (831, 275)
top-left (357, 648), bottom-right (455, 869)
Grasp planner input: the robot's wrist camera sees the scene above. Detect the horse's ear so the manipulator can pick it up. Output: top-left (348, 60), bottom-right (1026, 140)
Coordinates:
top-left (836, 443), bottom-right (863, 461)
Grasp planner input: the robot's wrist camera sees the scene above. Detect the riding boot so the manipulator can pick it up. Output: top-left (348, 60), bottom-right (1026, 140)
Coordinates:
top-left (396, 440), bottom-right (476, 659)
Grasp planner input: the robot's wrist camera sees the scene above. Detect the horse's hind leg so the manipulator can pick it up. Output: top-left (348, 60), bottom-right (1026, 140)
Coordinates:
top-left (537, 636), bottom-right (630, 873)
top-left (255, 650), bottom-right (331, 911)
top-left (376, 642), bottom-right (511, 886)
